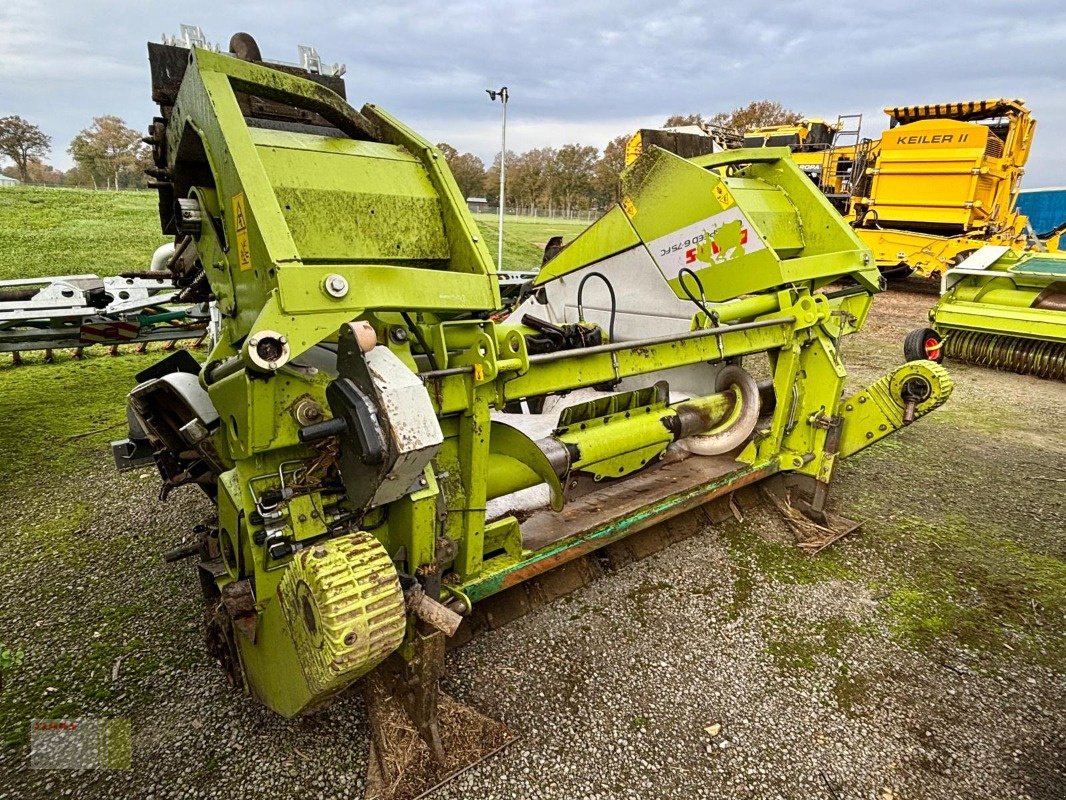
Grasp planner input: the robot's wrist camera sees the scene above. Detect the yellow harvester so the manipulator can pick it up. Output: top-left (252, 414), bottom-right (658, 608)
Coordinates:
top-left (746, 100), bottom-right (1050, 280)
top-left (849, 99), bottom-right (1039, 279)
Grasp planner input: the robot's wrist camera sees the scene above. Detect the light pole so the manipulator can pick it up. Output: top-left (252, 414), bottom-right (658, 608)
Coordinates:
top-left (486, 86), bottom-right (508, 269)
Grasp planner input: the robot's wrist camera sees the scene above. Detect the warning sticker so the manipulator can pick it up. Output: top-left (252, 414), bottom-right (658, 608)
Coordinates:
top-left (79, 321), bottom-right (140, 345)
top-left (713, 183), bottom-right (735, 209)
top-left (648, 206), bottom-right (764, 278)
top-left (232, 193), bottom-right (252, 271)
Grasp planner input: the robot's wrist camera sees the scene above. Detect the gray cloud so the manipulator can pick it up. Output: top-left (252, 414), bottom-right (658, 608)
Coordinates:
top-left (1, 0), bottom-right (1064, 183)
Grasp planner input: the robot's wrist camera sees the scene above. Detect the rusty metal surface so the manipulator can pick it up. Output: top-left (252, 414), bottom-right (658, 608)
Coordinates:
top-left (461, 455), bottom-right (777, 604)
top-left (522, 453), bottom-right (759, 551)
top-left (1033, 288), bottom-right (1066, 313)
top-left (220, 579), bottom-right (259, 643)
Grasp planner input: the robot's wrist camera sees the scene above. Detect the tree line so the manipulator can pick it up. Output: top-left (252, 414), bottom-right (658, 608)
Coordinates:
top-left (438, 100), bottom-right (802, 216)
top-left (439, 136), bottom-right (631, 216)
top-left (0, 100), bottom-right (801, 199)
top-left (0, 115), bottom-right (150, 189)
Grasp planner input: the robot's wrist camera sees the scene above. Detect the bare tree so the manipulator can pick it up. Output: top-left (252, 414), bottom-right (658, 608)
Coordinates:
top-left (591, 134), bottom-right (630, 207)
top-left (708, 100), bottom-right (802, 133)
top-left (507, 147), bottom-right (557, 216)
top-left (437, 142), bottom-right (487, 201)
top-left (482, 150), bottom-right (519, 207)
top-left (1, 159), bottom-right (64, 185)
top-left (663, 114), bottom-right (706, 127)
top-left (436, 142), bottom-right (459, 161)
top-left (664, 102), bottom-right (802, 135)
top-left (0, 116), bottom-right (51, 182)
top-left (552, 144), bottom-right (599, 215)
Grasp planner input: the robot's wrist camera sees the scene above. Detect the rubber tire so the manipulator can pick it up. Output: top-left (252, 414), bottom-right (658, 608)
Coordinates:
top-left (904, 328), bottom-right (944, 364)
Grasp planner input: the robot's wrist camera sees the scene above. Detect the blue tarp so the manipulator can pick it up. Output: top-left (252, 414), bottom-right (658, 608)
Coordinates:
top-left (1016, 187), bottom-right (1066, 237)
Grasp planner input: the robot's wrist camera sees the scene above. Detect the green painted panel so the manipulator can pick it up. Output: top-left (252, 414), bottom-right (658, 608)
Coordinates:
top-left (255, 135), bottom-right (450, 263)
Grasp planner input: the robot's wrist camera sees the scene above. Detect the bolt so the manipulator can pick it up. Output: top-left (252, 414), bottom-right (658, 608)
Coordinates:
top-left (313, 546), bottom-right (327, 558)
top-left (293, 397), bottom-right (323, 426)
top-left (324, 274), bottom-right (349, 298)
top-left (389, 326), bottom-right (409, 344)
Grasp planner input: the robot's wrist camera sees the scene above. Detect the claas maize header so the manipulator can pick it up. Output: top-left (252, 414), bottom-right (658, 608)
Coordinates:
top-left (113, 33), bottom-right (953, 798)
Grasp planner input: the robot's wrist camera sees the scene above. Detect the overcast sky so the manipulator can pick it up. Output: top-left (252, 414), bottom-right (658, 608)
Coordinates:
top-left (2, 0), bottom-right (1065, 184)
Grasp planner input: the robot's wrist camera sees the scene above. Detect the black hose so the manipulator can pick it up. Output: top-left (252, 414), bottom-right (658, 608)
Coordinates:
top-left (677, 267), bottom-right (718, 327)
top-left (576, 271), bottom-right (617, 343)
top-left (401, 311), bottom-right (439, 371)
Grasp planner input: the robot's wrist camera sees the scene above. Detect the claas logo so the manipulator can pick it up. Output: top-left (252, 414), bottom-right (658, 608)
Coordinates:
top-left (685, 220), bottom-right (749, 265)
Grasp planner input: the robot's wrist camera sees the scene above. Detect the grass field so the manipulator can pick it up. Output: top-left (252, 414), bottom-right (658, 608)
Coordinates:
top-left (470, 212), bottom-right (589, 272)
top-left (0, 186), bottom-right (588, 279)
top-left (0, 188), bottom-right (170, 280)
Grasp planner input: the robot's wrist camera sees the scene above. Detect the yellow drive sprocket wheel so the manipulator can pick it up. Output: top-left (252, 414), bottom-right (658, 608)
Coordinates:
top-left (278, 531), bottom-right (406, 701)
top-left (889, 359), bottom-right (954, 415)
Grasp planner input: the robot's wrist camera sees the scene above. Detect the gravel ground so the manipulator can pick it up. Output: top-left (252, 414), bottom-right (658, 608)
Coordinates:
top-left (0, 290), bottom-right (1063, 799)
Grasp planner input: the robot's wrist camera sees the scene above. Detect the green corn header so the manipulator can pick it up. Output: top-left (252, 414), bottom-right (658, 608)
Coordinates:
top-left (905, 246), bottom-right (1066, 380)
top-left (114, 34), bottom-right (954, 797)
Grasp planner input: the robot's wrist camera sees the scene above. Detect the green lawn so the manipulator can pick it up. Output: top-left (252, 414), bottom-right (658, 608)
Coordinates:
top-left (470, 213), bottom-right (590, 272)
top-left (0, 186), bottom-right (591, 279)
top-left (0, 187), bottom-right (170, 280)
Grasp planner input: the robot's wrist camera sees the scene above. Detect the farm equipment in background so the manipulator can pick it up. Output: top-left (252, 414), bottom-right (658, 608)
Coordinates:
top-left (906, 246), bottom-right (1066, 380)
top-left (0, 244), bottom-right (209, 362)
top-left (743, 101), bottom-right (1057, 284)
top-left (849, 100), bottom-right (1041, 281)
top-left (1016, 186), bottom-right (1066, 246)
top-left (114, 31), bottom-right (953, 799)
top-left (624, 121), bottom-right (741, 166)
top-left (742, 115), bottom-right (866, 210)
